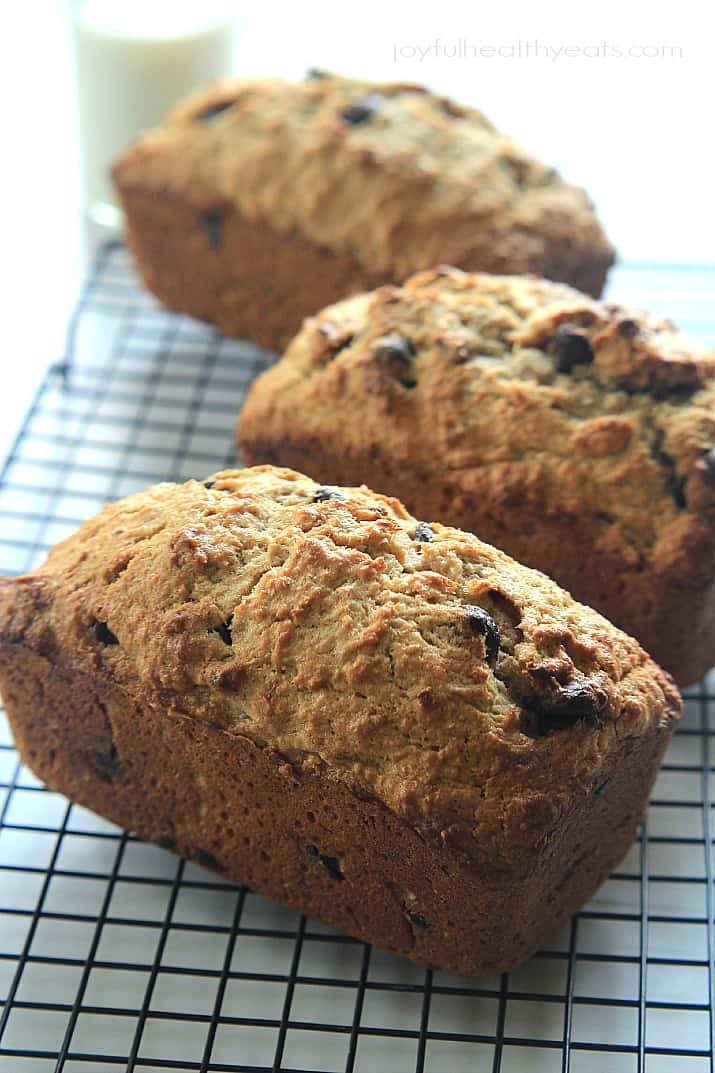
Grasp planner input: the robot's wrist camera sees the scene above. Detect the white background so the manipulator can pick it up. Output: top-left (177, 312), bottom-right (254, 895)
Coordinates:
top-left (0, 0), bottom-right (712, 462)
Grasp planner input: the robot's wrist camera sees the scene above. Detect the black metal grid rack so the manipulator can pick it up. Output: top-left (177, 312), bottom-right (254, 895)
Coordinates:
top-left (1, 243), bottom-right (715, 1073)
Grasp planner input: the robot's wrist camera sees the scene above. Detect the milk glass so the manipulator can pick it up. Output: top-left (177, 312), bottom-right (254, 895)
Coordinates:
top-left (71, 0), bottom-right (240, 227)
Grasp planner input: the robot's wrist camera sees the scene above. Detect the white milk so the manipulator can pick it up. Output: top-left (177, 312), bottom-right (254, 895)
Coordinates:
top-left (72, 0), bottom-right (239, 226)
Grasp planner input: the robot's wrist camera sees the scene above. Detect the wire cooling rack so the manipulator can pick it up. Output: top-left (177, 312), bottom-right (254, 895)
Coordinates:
top-left (1, 243), bottom-right (715, 1073)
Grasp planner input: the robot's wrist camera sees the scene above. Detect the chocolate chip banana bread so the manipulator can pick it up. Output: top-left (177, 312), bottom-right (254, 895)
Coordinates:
top-left (0, 466), bottom-right (680, 976)
top-left (238, 269), bottom-right (715, 685)
top-left (113, 71), bottom-right (614, 351)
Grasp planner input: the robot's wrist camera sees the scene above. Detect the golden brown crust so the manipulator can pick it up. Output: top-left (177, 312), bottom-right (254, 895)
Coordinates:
top-left (116, 188), bottom-right (386, 352)
top-left (0, 643), bottom-right (672, 976)
top-left (113, 72), bottom-right (614, 349)
top-left (238, 271), bottom-right (715, 683)
top-left (0, 466), bottom-right (679, 975)
top-left (0, 466), bottom-right (679, 867)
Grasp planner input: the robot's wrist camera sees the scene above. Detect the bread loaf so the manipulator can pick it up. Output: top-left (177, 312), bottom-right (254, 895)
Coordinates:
top-left (0, 466), bottom-right (680, 976)
top-left (113, 72), bottom-right (614, 351)
top-left (239, 269), bottom-right (715, 685)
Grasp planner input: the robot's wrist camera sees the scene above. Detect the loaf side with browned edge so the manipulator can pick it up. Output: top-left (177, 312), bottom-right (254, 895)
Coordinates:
top-left (113, 72), bottom-right (614, 351)
top-left (238, 270), bottom-right (715, 685)
top-left (0, 467), bottom-right (680, 975)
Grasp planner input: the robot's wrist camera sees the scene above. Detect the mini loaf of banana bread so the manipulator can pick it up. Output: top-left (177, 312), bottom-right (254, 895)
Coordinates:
top-left (113, 71), bottom-right (614, 351)
top-left (0, 466), bottom-right (680, 976)
top-left (239, 271), bottom-right (715, 685)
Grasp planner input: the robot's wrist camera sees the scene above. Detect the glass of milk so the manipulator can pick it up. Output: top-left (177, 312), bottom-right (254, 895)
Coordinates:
top-left (71, 0), bottom-right (240, 228)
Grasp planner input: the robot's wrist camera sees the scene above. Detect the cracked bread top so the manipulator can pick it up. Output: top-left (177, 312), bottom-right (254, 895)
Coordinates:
top-left (0, 466), bottom-right (679, 874)
top-left (113, 71), bottom-right (613, 294)
top-left (239, 269), bottom-right (715, 582)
